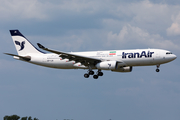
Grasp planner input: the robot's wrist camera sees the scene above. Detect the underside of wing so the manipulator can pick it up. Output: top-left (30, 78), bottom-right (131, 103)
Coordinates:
top-left (37, 43), bottom-right (101, 66)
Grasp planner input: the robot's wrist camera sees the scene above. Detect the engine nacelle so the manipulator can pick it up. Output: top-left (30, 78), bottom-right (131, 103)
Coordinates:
top-left (95, 61), bottom-right (132, 72)
top-left (95, 61), bottom-right (117, 70)
top-left (112, 66), bottom-right (133, 72)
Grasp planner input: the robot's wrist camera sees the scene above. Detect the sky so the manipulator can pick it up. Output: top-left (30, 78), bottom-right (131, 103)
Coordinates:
top-left (0, 0), bottom-right (180, 120)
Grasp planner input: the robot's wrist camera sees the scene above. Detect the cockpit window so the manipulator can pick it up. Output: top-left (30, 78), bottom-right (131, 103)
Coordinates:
top-left (166, 52), bottom-right (172, 54)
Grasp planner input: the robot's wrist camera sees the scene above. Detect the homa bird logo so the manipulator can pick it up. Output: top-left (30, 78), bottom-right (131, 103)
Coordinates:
top-left (108, 63), bottom-right (111, 69)
top-left (15, 41), bottom-right (25, 51)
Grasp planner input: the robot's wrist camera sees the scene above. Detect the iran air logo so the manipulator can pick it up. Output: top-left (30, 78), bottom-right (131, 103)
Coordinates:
top-left (109, 51), bottom-right (116, 55)
top-left (15, 41), bottom-right (25, 51)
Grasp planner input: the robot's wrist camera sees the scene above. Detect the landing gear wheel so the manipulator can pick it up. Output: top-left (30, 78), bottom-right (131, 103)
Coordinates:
top-left (89, 71), bottom-right (94, 75)
top-left (93, 75), bottom-right (98, 79)
top-left (84, 73), bottom-right (89, 78)
top-left (98, 72), bottom-right (103, 76)
top-left (156, 64), bottom-right (160, 72)
top-left (156, 69), bottom-right (160, 72)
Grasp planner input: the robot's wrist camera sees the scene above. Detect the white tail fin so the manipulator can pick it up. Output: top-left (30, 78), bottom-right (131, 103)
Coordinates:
top-left (10, 30), bottom-right (45, 55)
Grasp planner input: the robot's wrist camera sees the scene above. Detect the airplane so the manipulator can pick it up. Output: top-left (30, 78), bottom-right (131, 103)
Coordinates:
top-left (5, 30), bottom-right (177, 79)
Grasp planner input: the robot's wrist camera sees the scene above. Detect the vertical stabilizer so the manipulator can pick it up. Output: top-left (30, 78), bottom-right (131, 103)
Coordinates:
top-left (10, 30), bottom-right (44, 55)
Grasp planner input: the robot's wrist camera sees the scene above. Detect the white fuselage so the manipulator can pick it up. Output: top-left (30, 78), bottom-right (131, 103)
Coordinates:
top-left (7, 30), bottom-right (177, 79)
top-left (17, 48), bottom-right (176, 70)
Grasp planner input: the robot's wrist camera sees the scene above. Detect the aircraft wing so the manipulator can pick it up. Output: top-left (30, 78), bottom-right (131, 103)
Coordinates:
top-left (37, 43), bottom-right (101, 66)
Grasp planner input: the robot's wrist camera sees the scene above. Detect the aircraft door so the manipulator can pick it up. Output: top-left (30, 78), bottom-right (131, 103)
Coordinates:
top-left (154, 50), bottom-right (162, 63)
top-left (156, 51), bottom-right (160, 58)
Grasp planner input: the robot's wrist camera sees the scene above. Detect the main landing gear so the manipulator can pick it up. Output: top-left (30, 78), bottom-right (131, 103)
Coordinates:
top-left (84, 70), bottom-right (103, 79)
top-left (156, 64), bottom-right (160, 72)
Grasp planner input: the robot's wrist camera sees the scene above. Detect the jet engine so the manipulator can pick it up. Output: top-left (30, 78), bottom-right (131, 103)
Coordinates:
top-left (95, 61), bottom-right (117, 70)
top-left (111, 66), bottom-right (132, 72)
top-left (95, 61), bottom-right (132, 72)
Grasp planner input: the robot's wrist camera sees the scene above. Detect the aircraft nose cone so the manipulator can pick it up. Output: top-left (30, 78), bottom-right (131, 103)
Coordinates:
top-left (174, 55), bottom-right (177, 59)
top-left (172, 54), bottom-right (177, 60)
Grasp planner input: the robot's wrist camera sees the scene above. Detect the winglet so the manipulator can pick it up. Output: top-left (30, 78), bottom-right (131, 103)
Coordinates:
top-left (37, 43), bottom-right (45, 49)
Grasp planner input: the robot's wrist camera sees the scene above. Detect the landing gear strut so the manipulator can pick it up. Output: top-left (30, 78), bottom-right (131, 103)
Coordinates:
top-left (84, 69), bottom-right (103, 79)
top-left (84, 70), bottom-right (94, 78)
top-left (93, 70), bottom-right (103, 79)
top-left (156, 64), bottom-right (160, 72)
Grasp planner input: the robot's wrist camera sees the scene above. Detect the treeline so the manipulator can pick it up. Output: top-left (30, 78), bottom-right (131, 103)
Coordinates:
top-left (4, 115), bottom-right (39, 120)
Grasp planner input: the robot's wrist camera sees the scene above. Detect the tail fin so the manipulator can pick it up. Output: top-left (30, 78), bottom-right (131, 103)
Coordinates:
top-left (10, 30), bottom-right (44, 55)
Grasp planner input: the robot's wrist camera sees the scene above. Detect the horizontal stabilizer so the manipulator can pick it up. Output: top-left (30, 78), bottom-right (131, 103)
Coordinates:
top-left (4, 53), bottom-right (31, 61)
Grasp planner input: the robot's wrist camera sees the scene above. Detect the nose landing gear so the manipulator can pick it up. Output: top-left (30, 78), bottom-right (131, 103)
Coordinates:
top-left (156, 64), bottom-right (160, 72)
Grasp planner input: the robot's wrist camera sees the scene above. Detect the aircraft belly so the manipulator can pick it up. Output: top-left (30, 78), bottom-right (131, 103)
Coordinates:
top-left (30, 58), bottom-right (76, 69)
top-left (45, 60), bottom-right (76, 69)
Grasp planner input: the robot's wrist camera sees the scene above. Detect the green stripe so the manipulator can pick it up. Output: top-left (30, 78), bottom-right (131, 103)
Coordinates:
top-left (110, 51), bottom-right (116, 53)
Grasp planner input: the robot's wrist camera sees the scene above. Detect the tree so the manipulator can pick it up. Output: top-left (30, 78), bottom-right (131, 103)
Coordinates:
top-left (4, 115), bottom-right (20, 120)
top-left (21, 117), bottom-right (28, 120)
top-left (11, 115), bottom-right (20, 120)
top-left (28, 117), bottom-right (32, 120)
top-left (4, 115), bottom-right (38, 120)
top-left (4, 116), bottom-right (9, 120)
